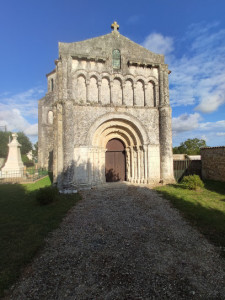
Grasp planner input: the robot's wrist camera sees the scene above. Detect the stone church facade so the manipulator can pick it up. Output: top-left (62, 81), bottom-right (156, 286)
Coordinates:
top-left (38, 22), bottom-right (174, 189)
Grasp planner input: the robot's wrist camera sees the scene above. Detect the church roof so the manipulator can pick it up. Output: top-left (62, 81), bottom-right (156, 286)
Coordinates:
top-left (58, 23), bottom-right (164, 65)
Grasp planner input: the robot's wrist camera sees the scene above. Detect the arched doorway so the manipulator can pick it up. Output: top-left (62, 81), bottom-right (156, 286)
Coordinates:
top-left (105, 139), bottom-right (126, 182)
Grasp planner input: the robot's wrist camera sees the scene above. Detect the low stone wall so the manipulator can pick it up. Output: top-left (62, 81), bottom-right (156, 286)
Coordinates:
top-left (201, 146), bottom-right (225, 182)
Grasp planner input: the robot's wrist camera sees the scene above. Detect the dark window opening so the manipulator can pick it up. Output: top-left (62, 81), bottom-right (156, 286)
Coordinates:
top-left (51, 78), bottom-right (54, 91)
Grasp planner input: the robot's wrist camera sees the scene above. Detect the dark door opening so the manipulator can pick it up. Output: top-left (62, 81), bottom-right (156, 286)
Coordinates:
top-left (105, 139), bottom-right (126, 182)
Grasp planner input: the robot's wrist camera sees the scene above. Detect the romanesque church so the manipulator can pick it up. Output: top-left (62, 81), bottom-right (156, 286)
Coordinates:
top-left (38, 22), bottom-right (174, 189)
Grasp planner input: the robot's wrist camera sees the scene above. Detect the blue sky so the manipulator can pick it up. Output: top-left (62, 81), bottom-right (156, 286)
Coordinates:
top-left (0, 0), bottom-right (225, 146)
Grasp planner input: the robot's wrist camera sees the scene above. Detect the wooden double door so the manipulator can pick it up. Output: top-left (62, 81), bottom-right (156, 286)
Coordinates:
top-left (105, 139), bottom-right (126, 182)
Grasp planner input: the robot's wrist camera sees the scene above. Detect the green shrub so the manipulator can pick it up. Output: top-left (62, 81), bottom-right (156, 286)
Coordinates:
top-left (22, 154), bottom-right (34, 167)
top-left (36, 186), bottom-right (58, 205)
top-left (181, 175), bottom-right (204, 190)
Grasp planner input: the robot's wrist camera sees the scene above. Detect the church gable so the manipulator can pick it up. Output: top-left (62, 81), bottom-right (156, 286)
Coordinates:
top-left (38, 22), bottom-right (174, 189)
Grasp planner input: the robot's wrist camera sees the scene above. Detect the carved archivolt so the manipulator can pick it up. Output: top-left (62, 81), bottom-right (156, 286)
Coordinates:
top-left (72, 71), bottom-right (158, 107)
top-left (87, 114), bottom-right (150, 184)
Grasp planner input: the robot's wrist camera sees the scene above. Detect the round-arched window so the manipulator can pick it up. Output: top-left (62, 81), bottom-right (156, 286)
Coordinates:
top-left (112, 49), bottom-right (121, 69)
top-left (48, 110), bottom-right (53, 125)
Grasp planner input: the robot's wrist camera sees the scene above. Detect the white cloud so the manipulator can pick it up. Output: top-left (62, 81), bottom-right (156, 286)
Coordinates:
top-left (0, 87), bottom-right (44, 117)
top-left (172, 113), bottom-right (201, 134)
top-left (199, 120), bottom-right (225, 131)
top-left (0, 109), bottom-right (28, 132)
top-left (24, 123), bottom-right (38, 136)
top-left (0, 87), bottom-right (44, 142)
top-left (0, 109), bottom-right (38, 137)
top-left (142, 23), bottom-right (225, 112)
top-left (142, 33), bottom-right (174, 56)
top-left (172, 113), bottom-right (225, 146)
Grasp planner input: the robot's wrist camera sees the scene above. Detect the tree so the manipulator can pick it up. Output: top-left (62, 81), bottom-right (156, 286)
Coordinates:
top-left (173, 138), bottom-right (207, 155)
top-left (0, 131), bottom-right (11, 158)
top-left (17, 132), bottom-right (33, 155)
top-left (0, 131), bottom-right (32, 158)
top-left (33, 142), bottom-right (38, 161)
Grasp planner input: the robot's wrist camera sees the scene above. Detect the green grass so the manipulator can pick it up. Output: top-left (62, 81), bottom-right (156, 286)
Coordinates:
top-left (155, 180), bottom-right (225, 255)
top-left (0, 177), bottom-right (81, 297)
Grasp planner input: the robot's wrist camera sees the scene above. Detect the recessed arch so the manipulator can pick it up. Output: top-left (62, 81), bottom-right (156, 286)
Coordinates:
top-left (86, 112), bottom-right (149, 146)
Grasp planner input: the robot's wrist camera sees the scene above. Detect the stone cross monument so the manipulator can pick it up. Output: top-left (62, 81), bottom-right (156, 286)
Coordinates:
top-left (1, 133), bottom-right (25, 177)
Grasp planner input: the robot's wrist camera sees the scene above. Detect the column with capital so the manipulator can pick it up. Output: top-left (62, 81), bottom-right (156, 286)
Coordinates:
top-left (163, 66), bottom-right (170, 105)
top-left (125, 147), bottom-right (131, 181)
top-left (137, 148), bottom-right (141, 183)
top-left (86, 79), bottom-right (90, 103)
top-left (143, 144), bottom-right (148, 183)
top-left (62, 99), bottom-right (75, 187)
top-left (140, 146), bottom-right (145, 183)
top-left (133, 83), bottom-right (137, 106)
top-left (67, 56), bottom-right (73, 100)
top-left (130, 147), bottom-right (134, 182)
top-left (133, 146), bottom-right (138, 182)
top-left (158, 65), bottom-right (174, 183)
top-left (55, 103), bottom-right (64, 188)
top-left (159, 65), bottom-right (164, 106)
top-left (98, 80), bottom-right (102, 104)
top-left (110, 80), bottom-right (113, 104)
top-left (144, 84), bottom-right (148, 106)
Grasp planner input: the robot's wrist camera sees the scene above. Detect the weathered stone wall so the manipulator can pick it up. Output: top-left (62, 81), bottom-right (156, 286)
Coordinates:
top-left (38, 26), bottom-right (175, 189)
top-left (201, 147), bottom-right (225, 182)
top-left (38, 93), bottom-right (54, 170)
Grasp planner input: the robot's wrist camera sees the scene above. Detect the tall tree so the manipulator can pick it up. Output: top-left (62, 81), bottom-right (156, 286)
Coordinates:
top-left (0, 131), bottom-right (11, 158)
top-left (173, 138), bottom-right (207, 155)
top-left (17, 132), bottom-right (33, 155)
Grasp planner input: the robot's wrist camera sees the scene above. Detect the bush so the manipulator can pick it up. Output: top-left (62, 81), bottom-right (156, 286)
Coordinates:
top-left (36, 186), bottom-right (58, 205)
top-left (181, 175), bottom-right (204, 190)
top-left (22, 154), bottom-right (34, 167)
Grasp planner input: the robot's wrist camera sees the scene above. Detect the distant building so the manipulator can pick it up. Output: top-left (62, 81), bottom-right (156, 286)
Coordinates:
top-left (38, 22), bottom-right (174, 189)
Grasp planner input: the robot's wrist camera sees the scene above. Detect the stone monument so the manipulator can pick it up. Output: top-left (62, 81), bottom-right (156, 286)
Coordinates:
top-left (1, 133), bottom-right (25, 177)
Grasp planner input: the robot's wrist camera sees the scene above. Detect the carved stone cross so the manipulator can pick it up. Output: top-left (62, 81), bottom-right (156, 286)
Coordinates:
top-left (111, 21), bottom-right (119, 32)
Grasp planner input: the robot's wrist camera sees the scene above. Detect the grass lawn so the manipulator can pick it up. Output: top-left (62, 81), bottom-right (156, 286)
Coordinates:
top-left (0, 177), bottom-right (81, 297)
top-left (155, 180), bottom-right (225, 256)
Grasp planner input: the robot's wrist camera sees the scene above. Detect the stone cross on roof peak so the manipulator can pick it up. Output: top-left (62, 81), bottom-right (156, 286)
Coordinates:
top-left (111, 21), bottom-right (119, 32)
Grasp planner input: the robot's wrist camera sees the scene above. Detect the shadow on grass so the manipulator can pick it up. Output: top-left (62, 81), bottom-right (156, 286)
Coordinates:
top-left (204, 180), bottom-right (225, 196)
top-left (156, 188), bottom-right (225, 258)
top-left (0, 180), bottom-right (81, 298)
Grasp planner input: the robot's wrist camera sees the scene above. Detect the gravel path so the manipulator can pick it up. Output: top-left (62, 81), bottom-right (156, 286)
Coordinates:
top-left (9, 183), bottom-right (225, 299)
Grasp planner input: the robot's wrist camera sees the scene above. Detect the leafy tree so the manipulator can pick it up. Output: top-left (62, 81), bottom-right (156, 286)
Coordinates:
top-left (0, 131), bottom-right (32, 158)
top-left (0, 131), bottom-right (11, 158)
top-left (173, 138), bottom-right (207, 155)
top-left (17, 132), bottom-right (32, 155)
